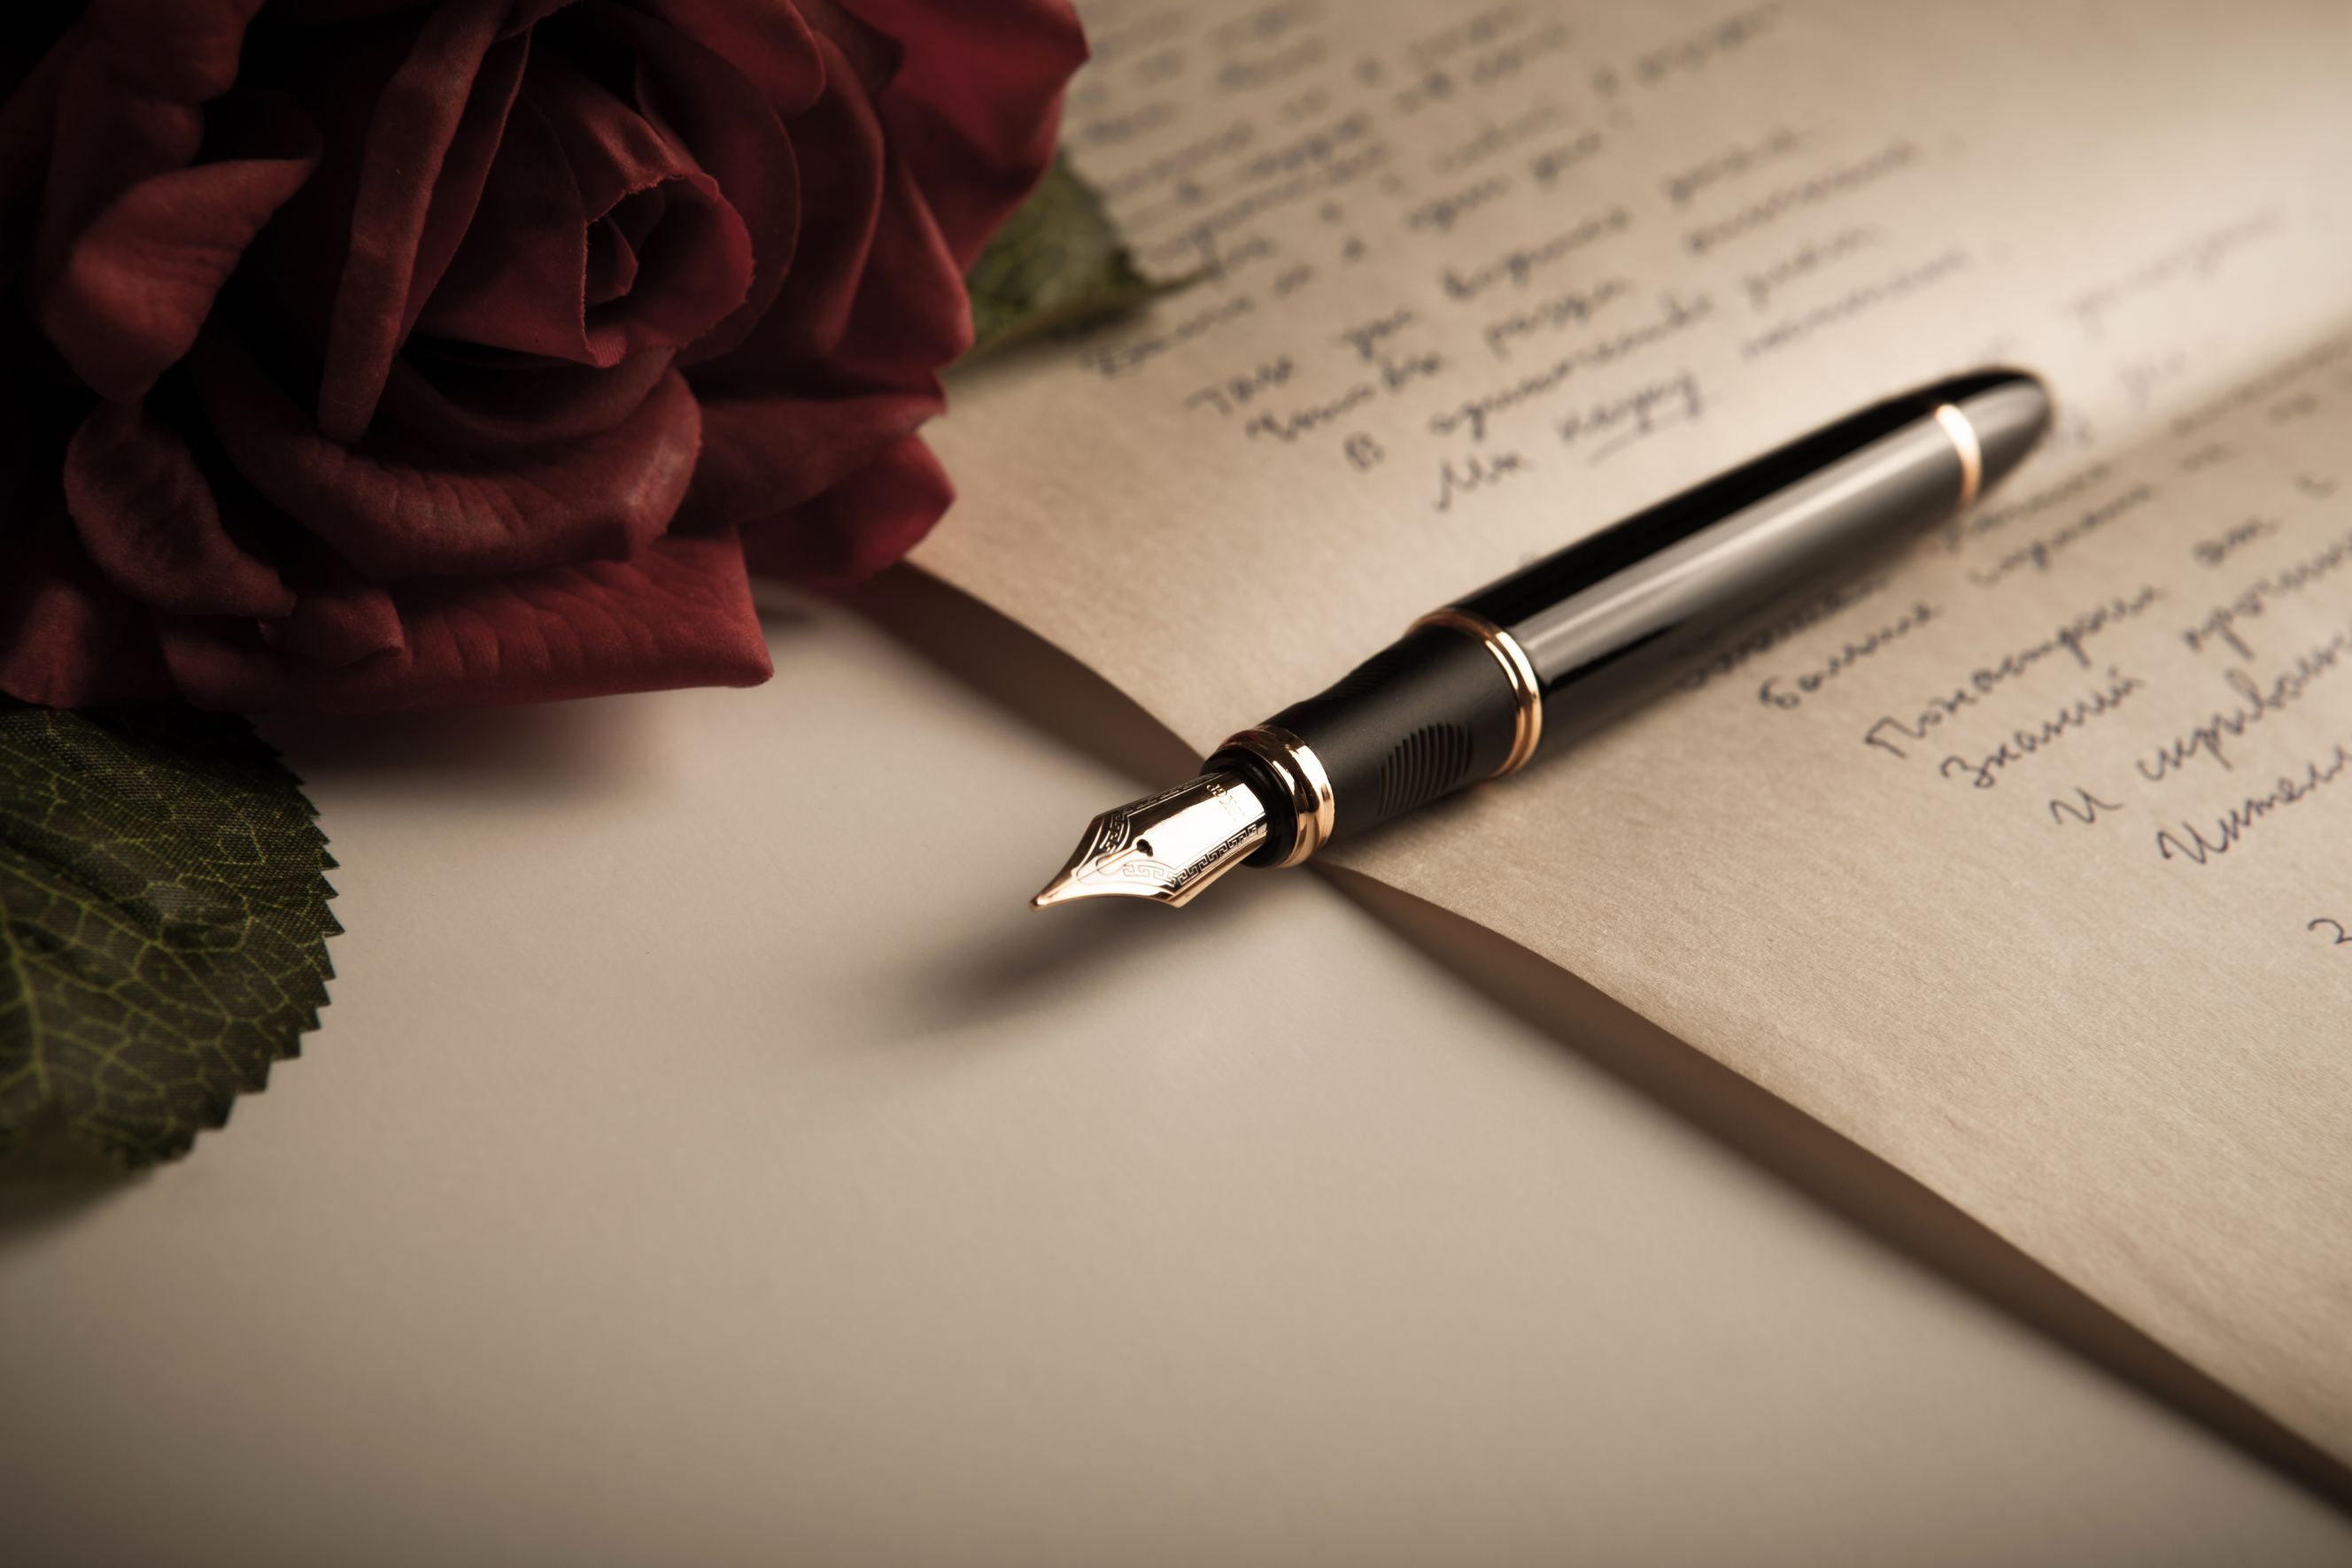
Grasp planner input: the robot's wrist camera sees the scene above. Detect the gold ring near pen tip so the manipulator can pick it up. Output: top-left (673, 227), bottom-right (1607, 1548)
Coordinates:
top-left (1933, 402), bottom-right (1983, 514)
top-left (1217, 724), bottom-right (1334, 867)
top-left (1412, 607), bottom-right (1544, 777)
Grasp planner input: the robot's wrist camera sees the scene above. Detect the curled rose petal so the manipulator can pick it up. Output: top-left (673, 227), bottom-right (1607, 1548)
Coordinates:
top-left (636, 0), bottom-right (823, 119)
top-left (39, 110), bottom-right (321, 401)
top-left (685, 35), bottom-right (967, 407)
top-left (313, 0), bottom-right (516, 444)
top-left (824, 148), bottom-right (968, 390)
top-left (156, 533), bottom-right (772, 713)
top-left (374, 347), bottom-right (677, 454)
top-left (261, 570), bottom-right (406, 667)
top-left (686, 30), bottom-right (889, 392)
top-left (0, 514), bottom-right (173, 707)
top-left (35, 0), bottom-right (271, 282)
top-left (197, 333), bottom-right (702, 579)
top-left (63, 400), bottom-right (295, 619)
top-left (403, 93), bottom-right (593, 362)
top-left (262, 1), bottom-right (445, 17)
top-left (0, 37), bottom-right (69, 281)
top-left (615, 10), bottom-right (801, 368)
top-left (416, 53), bottom-right (754, 368)
top-left (679, 385), bottom-right (936, 534)
top-left (839, 0), bottom-right (1085, 266)
top-left (739, 431), bottom-right (952, 589)
top-left (679, 107), bottom-right (963, 536)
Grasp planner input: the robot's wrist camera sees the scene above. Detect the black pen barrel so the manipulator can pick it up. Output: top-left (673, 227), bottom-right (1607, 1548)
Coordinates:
top-left (1463, 371), bottom-right (2039, 714)
top-left (1208, 371), bottom-right (2049, 861)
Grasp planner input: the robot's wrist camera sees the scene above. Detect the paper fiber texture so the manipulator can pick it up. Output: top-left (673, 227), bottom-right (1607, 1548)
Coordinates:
top-left (917, 0), bottom-right (2352, 1457)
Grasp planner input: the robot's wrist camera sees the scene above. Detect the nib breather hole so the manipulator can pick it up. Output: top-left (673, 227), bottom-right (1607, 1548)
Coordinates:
top-left (1135, 839), bottom-right (1154, 856)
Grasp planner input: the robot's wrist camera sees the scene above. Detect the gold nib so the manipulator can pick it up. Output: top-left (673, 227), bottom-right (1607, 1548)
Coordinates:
top-left (1032, 771), bottom-right (1271, 909)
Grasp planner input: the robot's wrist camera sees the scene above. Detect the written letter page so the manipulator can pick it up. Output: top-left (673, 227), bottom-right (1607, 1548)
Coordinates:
top-left (916, 0), bottom-right (2352, 1456)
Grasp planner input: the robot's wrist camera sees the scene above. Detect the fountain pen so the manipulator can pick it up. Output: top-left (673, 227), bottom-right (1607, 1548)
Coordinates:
top-left (1033, 369), bottom-right (2050, 909)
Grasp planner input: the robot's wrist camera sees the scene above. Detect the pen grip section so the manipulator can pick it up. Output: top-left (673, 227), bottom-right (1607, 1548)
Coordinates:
top-left (1240, 623), bottom-right (1522, 849)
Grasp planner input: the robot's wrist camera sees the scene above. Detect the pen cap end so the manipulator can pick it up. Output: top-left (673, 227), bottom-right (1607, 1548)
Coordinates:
top-left (1955, 374), bottom-right (2053, 492)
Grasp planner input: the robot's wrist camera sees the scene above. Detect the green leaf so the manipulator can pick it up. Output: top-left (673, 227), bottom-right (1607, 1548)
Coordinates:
top-left (963, 153), bottom-right (1174, 365)
top-left (0, 701), bottom-right (339, 1169)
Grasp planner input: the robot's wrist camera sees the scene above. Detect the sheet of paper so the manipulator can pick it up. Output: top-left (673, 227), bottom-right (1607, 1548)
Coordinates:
top-left (916, 0), bottom-right (2352, 1459)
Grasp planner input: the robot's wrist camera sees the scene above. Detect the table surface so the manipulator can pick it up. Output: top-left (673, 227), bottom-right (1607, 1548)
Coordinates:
top-left (3, 586), bottom-right (2346, 1567)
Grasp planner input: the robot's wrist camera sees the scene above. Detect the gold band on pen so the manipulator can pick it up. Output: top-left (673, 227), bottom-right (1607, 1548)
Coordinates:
top-left (1933, 402), bottom-right (1984, 514)
top-left (1216, 724), bottom-right (1335, 867)
top-left (1412, 608), bottom-right (1544, 777)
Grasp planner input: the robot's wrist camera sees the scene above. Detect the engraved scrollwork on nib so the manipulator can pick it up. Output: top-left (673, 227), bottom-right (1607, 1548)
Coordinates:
top-left (1032, 772), bottom-right (1272, 909)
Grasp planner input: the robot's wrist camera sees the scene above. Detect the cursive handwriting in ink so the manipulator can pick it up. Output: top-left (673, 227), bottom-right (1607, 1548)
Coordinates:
top-left (1433, 449), bottom-right (1532, 514)
top-left (1556, 372), bottom-right (1702, 462)
top-left (2049, 786), bottom-right (2124, 827)
top-left (1964, 483), bottom-right (2157, 587)
top-left (1740, 225), bottom-right (1880, 313)
top-left (2181, 526), bottom-right (2352, 660)
top-left (2139, 627), bottom-right (2352, 780)
top-left (1938, 461), bottom-right (2112, 554)
top-left (1335, 305), bottom-right (1419, 362)
top-left (1864, 588), bottom-right (2164, 757)
top-left (1756, 599), bottom-right (1935, 709)
top-left (1440, 206), bottom-right (1631, 301)
top-left (2169, 332), bottom-right (2352, 437)
top-left (1741, 247), bottom-right (1969, 358)
top-left (1243, 380), bottom-right (1379, 442)
top-left (2189, 514), bottom-right (2279, 569)
top-left (1430, 293), bottom-right (1714, 441)
top-left (1184, 355), bottom-right (1297, 417)
top-left (1684, 140), bottom-right (1918, 255)
top-left (1937, 668), bottom-right (2145, 789)
top-left (2155, 741), bottom-right (2352, 865)
top-left (1482, 277), bottom-right (1636, 359)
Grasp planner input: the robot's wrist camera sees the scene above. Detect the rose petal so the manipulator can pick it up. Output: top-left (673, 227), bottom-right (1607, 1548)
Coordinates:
top-left (0, 513), bottom-right (173, 707)
top-left (313, 0), bottom-right (518, 444)
top-left (584, 198), bottom-right (644, 305)
top-left (692, 32), bottom-right (883, 387)
top-left (690, 31), bottom-right (966, 398)
top-left (837, 0), bottom-right (1085, 266)
top-left (374, 346), bottom-right (677, 454)
top-left (637, 0), bottom-right (824, 117)
top-left (614, 10), bottom-right (800, 369)
top-left (64, 400), bottom-right (294, 618)
top-left (555, 80), bottom-right (753, 364)
top-left (156, 532), bottom-right (772, 712)
top-left (739, 431), bottom-right (950, 588)
top-left (39, 116), bottom-right (321, 400)
top-left (35, 0), bottom-right (270, 282)
top-left (197, 333), bottom-right (702, 578)
top-left (0, 35), bottom-right (70, 283)
top-left (74, 0), bottom-right (255, 101)
top-left (406, 94), bottom-right (592, 361)
top-left (393, 32), bottom-right (530, 332)
top-left (679, 386), bottom-right (936, 533)
top-left (788, 0), bottom-right (899, 95)
top-left (827, 143), bottom-right (968, 386)
top-left (679, 114), bottom-right (963, 530)
top-left (255, 27), bottom-right (524, 368)
top-left (504, 0), bottom-right (582, 29)
top-left (261, 568), bottom-right (405, 666)
top-left (228, 0), bottom-right (437, 20)
top-left (415, 54), bottom-right (754, 368)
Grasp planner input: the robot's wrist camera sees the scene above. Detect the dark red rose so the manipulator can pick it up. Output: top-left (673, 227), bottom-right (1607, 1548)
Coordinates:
top-left (0, 0), bottom-right (1083, 711)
